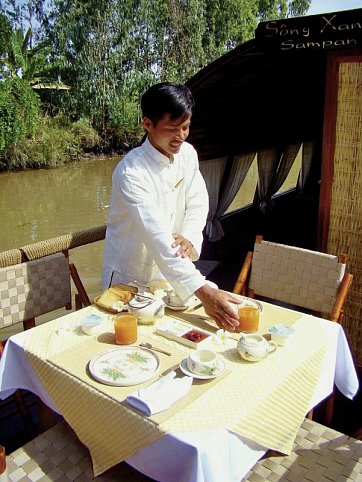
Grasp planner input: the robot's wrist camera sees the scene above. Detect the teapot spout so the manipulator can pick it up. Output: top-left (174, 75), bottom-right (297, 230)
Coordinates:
top-left (154, 304), bottom-right (165, 318)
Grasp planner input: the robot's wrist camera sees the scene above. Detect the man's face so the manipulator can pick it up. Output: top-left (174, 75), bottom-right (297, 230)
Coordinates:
top-left (143, 113), bottom-right (191, 158)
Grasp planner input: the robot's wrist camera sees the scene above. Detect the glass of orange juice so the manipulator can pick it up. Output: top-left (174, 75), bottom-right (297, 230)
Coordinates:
top-left (236, 301), bottom-right (260, 333)
top-left (114, 314), bottom-right (138, 344)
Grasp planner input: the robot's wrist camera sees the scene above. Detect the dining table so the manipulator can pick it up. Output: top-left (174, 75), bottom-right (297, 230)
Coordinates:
top-left (0, 296), bottom-right (359, 482)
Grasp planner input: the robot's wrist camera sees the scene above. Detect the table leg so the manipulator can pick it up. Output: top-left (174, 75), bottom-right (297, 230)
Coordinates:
top-left (36, 397), bottom-right (60, 433)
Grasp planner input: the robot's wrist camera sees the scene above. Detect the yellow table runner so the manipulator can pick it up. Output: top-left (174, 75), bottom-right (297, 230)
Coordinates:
top-left (47, 333), bottom-right (230, 424)
top-left (24, 304), bottom-right (328, 475)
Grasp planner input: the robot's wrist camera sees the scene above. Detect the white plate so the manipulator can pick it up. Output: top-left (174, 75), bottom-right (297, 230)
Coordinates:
top-left (162, 296), bottom-right (188, 311)
top-left (89, 347), bottom-right (160, 386)
top-left (179, 357), bottom-right (225, 380)
top-left (162, 294), bottom-right (199, 311)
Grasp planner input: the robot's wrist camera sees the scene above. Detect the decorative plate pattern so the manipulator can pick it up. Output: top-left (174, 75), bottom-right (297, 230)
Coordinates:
top-left (89, 347), bottom-right (160, 386)
top-left (179, 357), bottom-right (225, 380)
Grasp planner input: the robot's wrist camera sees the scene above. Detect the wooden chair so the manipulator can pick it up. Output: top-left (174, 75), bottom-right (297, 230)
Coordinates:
top-left (233, 235), bottom-right (353, 324)
top-left (0, 252), bottom-right (74, 436)
top-left (233, 235), bottom-right (353, 425)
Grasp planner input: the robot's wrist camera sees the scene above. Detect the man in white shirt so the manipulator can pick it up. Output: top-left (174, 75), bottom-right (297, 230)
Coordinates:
top-left (102, 82), bottom-right (239, 331)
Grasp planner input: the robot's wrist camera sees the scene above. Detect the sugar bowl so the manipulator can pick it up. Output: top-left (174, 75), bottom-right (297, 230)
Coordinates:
top-left (237, 334), bottom-right (277, 362)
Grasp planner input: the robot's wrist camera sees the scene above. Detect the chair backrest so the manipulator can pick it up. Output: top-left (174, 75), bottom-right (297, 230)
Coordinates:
top-left (0, 252), bottom-right (71, 331)
top-left (249, 239), bottom-right (346, 313)
top-left (234, 235), bottom-right (353, 323)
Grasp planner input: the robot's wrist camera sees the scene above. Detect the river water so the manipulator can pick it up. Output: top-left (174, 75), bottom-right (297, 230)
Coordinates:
top-left (0, 155), bottom-right (120, 300)
top-left (0, 153), bottom-right (299, 304)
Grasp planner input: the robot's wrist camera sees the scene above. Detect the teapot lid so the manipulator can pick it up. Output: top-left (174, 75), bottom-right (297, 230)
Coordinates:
top-left (239, 334), bottom-right (264, 345)
top-left (128, 293), bottom-right (155, 309)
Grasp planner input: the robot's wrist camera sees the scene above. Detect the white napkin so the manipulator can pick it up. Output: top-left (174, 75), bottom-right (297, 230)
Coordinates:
top-left (126, 371), bottom-right (193, 416)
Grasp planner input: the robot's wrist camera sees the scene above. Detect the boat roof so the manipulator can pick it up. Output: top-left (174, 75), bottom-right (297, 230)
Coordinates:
top-left (186, 8), bottom-right (362, 161)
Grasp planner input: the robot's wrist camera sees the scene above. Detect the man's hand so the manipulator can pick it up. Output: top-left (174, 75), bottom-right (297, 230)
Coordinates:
top-left (172, 233), bottom-right (193, 258)
top-left (194, 284), bottom-right (240, 332)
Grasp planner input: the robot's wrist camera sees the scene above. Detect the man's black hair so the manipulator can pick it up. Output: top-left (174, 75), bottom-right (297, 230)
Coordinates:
top-left (141, 82), bottom-right (194, 125)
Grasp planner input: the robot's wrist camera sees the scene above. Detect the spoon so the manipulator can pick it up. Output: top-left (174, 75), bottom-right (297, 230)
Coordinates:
top-left (139, 342), bottom-right (171, 356)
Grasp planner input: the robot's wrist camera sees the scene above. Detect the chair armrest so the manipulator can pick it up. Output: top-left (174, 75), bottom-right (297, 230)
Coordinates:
top-left (233, 251), bottom-right (253, 295)
top-left (331, 272), bottom-right (353, 323)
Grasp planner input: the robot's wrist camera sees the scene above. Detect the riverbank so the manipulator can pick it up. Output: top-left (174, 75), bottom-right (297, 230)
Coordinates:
top-left (1, 114), bottom-right (141, 172)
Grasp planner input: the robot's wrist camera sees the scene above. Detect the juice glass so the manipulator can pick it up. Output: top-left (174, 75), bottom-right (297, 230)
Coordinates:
top-left (236, 302), bottom-right (260, 333)
top-left (114, 314), bottom-right (138, 344)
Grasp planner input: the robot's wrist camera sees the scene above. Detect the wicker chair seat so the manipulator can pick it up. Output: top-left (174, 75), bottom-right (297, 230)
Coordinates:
top-left (6, 420), bottom-right (154, 481)
top-left (5, 418), bottom-right (362, 481)
top-left (244, 418), bottom-right (362, 481)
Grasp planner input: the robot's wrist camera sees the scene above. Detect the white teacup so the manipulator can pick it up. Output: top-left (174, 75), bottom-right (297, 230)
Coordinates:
top-left (166, 291), bottom-right (184, 307)
top-left (187, 349), bottom-right (219, 376)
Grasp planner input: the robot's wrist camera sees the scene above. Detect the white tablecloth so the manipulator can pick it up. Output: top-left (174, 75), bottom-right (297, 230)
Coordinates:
top-left (0, 309), bottom-right (358, 482)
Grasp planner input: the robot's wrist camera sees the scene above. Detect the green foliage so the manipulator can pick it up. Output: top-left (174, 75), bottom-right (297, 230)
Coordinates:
top-left (2, 115), bottom-right (98, 170)
top-left (2, 24), bottom-right (65, 89)
top-left (0, 0), bottom-right (312, 168)
top-left (38, 0), bottom-right (310, 134)
top-left (70, 118), bottom-right (101, 151)
top-left (0, 77), bottom-right (40, 168)
top-left (0, 14), bottom-right (12, 57)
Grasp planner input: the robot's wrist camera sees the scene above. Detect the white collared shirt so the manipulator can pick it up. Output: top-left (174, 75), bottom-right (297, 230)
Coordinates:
top-left (102, 138), bottom-right (209, 301)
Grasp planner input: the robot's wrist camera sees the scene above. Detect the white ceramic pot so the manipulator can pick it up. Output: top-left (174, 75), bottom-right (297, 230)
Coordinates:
top-left (128, 294), bottom-right (165, 324)
top-left (237, 334), bottom-right (277, 362)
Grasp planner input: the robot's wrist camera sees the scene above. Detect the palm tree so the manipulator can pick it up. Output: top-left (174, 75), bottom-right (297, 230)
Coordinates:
top-left (2, 25), bottom-right (69, 90)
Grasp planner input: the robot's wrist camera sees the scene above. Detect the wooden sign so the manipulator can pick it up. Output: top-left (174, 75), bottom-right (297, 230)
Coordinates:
top-left (255, 8), bottom-right (362, 52)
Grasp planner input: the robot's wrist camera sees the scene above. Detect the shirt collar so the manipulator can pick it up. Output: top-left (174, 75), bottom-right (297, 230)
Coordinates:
top-left (143, 137), bottom-right (175, 166)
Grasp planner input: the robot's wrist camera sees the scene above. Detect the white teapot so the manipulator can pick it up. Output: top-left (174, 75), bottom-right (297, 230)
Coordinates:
top-left (128, 293), bottom-right (165, 324)
top-left (237, 334), bottom-right (277, 362)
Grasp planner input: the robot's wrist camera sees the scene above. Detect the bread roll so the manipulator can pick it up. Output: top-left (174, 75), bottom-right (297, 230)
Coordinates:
top-left (98, 286), bottom-right (133, 306)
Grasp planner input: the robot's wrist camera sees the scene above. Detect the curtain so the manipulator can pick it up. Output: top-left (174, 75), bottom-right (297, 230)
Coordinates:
top-left (201, 153), bottom-right (256, 241)
top-left (256, 144), bottom-right (301, 213)
top-left (199, 158), bottom-right (227, 241)
top-left (298, 142), bottom-right (315, 193)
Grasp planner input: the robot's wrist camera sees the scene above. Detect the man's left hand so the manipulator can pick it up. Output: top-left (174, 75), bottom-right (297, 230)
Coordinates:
top-left (172, 233), bottom-right (193, 258)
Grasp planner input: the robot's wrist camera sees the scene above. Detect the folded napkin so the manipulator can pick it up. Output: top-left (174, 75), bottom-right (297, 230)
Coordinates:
top-left (126, 371), bottom-right (193, 416)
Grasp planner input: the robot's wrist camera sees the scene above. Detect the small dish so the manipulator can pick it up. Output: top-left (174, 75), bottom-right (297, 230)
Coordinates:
top-left (81, 314), bottom-right (104, 335)
top-left (268, 323), bottom-right (295, 346)
top-left (179, 357), bottom-right (225, 380)
top-left (162, 294), bottom-right (198, 311)
top-left (162, 296), bottom-right (188, 311)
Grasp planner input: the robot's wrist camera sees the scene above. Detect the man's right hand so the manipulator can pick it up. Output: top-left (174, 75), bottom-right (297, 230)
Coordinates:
top-left (194, 284), bottom-right (240, 332)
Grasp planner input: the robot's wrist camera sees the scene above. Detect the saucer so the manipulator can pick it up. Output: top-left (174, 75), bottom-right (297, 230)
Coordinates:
top-left (162, 294), bottom-right (199, 311)
top-left (179, 357), bottom-right (225, 379)
top-left (162, 296), bottom-right (188, 311)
